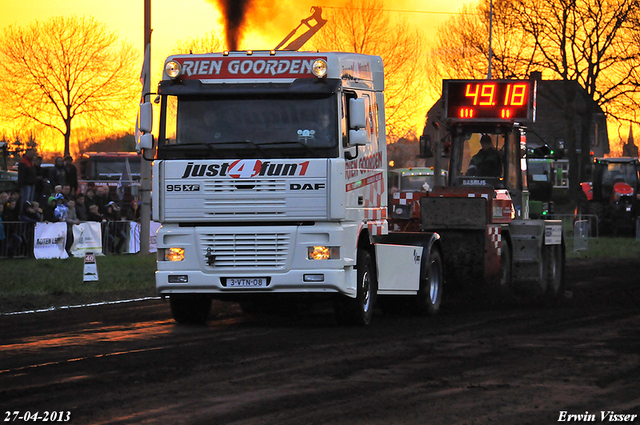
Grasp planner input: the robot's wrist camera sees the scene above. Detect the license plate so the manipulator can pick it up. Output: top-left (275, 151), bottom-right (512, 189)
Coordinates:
top-left (225, 278), bottom-right (268, 288)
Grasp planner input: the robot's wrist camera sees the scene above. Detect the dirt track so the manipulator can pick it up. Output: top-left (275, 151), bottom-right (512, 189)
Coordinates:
top-left (1, 257), bottom-right (639, 424)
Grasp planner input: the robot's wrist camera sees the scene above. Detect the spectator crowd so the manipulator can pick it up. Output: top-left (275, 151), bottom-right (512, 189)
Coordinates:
top-left (1, 149), bottom-right (140, 258)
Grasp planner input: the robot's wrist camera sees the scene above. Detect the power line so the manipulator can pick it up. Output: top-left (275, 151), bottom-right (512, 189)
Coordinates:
top-left (317, 5), bottom-right (461, 15)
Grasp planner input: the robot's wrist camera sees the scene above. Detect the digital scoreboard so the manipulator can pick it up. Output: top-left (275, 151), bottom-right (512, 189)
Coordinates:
top-left (443, 79), bottom-right (536, 122)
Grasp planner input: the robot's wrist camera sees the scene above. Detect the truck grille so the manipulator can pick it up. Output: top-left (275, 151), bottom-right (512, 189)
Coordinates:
top-left (199, 232), bottom-right (291, 269)
top-left (203, 179), bottom-right (287, 218)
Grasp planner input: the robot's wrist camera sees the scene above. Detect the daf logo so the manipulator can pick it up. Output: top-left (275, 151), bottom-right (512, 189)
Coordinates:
top-left (290, 183), bottom-right (325, 191)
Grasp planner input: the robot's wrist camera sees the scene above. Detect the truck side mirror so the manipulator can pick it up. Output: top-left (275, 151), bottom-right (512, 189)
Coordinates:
top-left (139, 102), bottom-right (153, 133)
top-left (419, 135), bottom-right (434, 158)
top-left (349, 129), bottom-right (368, 146)
top-left (349, 98), bottom-right (366, 129)
top-left (138, 133), bottom-right (154, 151)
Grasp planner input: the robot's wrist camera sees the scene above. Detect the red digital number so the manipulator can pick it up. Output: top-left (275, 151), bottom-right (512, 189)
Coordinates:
top-left (504, 83), bottom-right (527, 106)
top-left (479, 84), bottom-right (496, 105)
top-left (465, 84), bottom-right (479, 105)
top-left (465, 83), bottom-right (496, 106)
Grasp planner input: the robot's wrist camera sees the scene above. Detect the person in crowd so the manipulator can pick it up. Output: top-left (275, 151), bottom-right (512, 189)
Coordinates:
top-left (2, 198), bottom-right (24, 257)
top-left (49, 157), bottom-right (67, 189)
top-left (52, 185), bottom-right (63, 198)
top-left (8, 190), bottom-right (20, 205)
top-left (54, 193), bottom-right (68, 222)
top-left (84, 188), bottom-right (97, 209)
top-left (124, 199), bottom-right (139, 221)
top-left (65, 199), bottom-right (81, 256)
top-left (87, 204), bottom-right (103, 222)
top-left (64, 155), bottom-right (78, 196)
top-left (20, 201), bottom-right (42, 223)
top-left (19, 201), bottom-right (41, 254)
top-left (17, 148), bottom-right (37, 212)
top-left (95, 186), bottom-right (110, 215)
top-left (32, 201), bottom-right (43, 219)
top-left (33, 156), bottom-right (49, 206)
top-left (65, 199), bottom-right (80, 226)
top-left (104, 200), bottom-right (127, 254)
top-left (2, 199), bottom-right (21, 222)
top-left (66, 199), bottom-right (80, 225)
top-left (42, 196), bottom-right (61, 223)
top-left (1, 191), bottom-right (9, 207)
top-left (75, 194), bottom-right (88, 222)
top-left (61, 184), bottom-right (73, 202)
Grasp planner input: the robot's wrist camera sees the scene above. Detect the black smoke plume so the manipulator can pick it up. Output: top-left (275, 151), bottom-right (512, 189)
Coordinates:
top-left (215, 0), bottom-right (253, 50)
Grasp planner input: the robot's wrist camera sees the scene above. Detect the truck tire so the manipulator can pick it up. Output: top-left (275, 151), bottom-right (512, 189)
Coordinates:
top-left (335, 249), bottom-right (376, 326)
top-left (415, 248), bottom-right (443, 315)
top-left (170, 295), bottom-right (212, 324)
top-left (544, 243), bottom-right (564, 305)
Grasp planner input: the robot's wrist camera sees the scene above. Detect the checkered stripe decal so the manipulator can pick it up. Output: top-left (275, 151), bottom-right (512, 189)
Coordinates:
top-left (393, 192), bottom-right (415, 205)
top-left (359, 172), bottom-right (387, 236)
top-left (488, 225), bottom-right (502, 256)
top-left (366, 220), bottom-right (388, 236)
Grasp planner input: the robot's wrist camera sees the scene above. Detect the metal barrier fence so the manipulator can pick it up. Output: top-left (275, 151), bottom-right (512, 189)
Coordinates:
top-left (0, 221), bottom-right (33, 258)
top-left (0, 220), bottom-right (141, 259)
top-left (546, 213), bottom-right (599, 238)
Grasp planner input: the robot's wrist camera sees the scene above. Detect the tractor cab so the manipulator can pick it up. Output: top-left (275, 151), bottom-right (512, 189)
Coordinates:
top-left (581, 157), bottom-right (640, 235)
top-left (446, 123), bottom-right (528, 218)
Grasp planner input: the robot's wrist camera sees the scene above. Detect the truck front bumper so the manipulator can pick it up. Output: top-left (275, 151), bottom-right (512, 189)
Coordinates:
top-left (155, 223), bottom-right (358, 297)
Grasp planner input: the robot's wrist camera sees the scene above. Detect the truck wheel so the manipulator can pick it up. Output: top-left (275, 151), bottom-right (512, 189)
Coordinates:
top-left (170, 295), bottom-right (212, 324)
top-left (335, 249), bottom-right (376, 326)
top-left (415, 248), bottom-right (443, 315)
top-left (544, 243), bottom-right (564, 305)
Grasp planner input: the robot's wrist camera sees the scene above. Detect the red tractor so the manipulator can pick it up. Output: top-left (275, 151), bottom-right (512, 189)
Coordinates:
top-left (580, 157), bottom-right (640, 236)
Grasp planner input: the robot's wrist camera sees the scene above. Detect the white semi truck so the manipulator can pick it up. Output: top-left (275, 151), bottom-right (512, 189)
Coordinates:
top-left (138, 51), bottom-right (444, 325)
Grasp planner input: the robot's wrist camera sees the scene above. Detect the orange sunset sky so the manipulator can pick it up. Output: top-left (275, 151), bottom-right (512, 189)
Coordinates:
top-left (0, 0), bottom-right (469, 155)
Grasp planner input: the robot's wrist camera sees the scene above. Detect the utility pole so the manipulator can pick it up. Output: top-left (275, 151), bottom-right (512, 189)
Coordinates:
top-left (487, 0), bottom-right (493, 79)
top-left (140, 0), bottom-right (152, 255)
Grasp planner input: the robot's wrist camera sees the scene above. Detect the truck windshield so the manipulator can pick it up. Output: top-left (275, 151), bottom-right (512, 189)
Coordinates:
top-left (158, 94), bottom-right (339, 159)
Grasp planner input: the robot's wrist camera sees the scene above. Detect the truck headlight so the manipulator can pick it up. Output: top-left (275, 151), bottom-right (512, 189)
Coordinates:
top-left (165, 247), bottom-right (185, 261)
top-left (308, 246), bottom-right (340, 260)
top-left (165, 60), bottom-right (181, 79)
top-left (312, 59), bottom-right (328, 78)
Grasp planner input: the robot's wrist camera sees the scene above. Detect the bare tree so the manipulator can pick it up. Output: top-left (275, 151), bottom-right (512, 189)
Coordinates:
top-left (510, 0), bottom-right (640, 124)
top-left (172, 31), bottom-right (225, 54)
top-left (0, 16), bottom-right (139, 157)
top-left (428, 0), bottom-right (538, 90)
top-left (310, 0), bottom-right (427, 140)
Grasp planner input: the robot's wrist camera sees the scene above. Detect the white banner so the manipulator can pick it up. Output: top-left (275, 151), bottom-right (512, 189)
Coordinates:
top-left (71, 222), bottom-right (103, 257)
top-left (34, 222), bottom-right (68, 259)
top-left (129, 221), bottom-right (161, 253)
